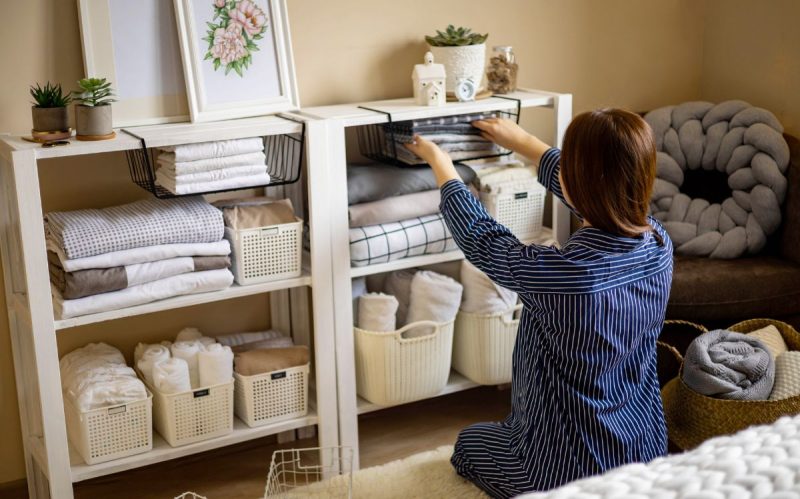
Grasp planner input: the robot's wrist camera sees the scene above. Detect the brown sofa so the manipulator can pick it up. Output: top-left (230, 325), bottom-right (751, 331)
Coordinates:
top-left (666, 135), bottom-right (800, 330)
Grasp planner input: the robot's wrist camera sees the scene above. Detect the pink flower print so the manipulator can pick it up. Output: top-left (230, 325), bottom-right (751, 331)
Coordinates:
top-left (229, 0), bottom-right (267, 37)
top-left (210, 24), bottom-right (248, 65)
top-left (214, 0), bottom-right (226, 8)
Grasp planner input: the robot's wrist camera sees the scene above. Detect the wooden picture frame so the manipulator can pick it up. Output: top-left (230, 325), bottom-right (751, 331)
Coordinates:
top-left (173, 0), bottom-right (299, 122)
top-left (77, 0), bottom-right (190, 127)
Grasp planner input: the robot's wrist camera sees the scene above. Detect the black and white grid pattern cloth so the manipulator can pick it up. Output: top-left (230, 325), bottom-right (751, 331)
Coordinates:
top-left (45, 196), bottom-right (224, 259)
top-left (348, 213), bottom-right (457, 267)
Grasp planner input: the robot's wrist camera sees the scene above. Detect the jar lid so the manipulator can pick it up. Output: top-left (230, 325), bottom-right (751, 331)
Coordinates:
top-left (493, 45), bottom-right (513, 52)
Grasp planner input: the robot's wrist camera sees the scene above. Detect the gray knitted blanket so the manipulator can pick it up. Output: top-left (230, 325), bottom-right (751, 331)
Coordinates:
top-left (683, 329), bottom-right (775, 400)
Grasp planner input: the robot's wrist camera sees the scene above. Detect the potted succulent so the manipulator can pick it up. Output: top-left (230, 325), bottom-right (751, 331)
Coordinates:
top-left (29, 82), bottom-right (72, 135)
top-left (426, 25), bottom-right (489, 95)
top-left (73, 77), bottom-right (116, 139)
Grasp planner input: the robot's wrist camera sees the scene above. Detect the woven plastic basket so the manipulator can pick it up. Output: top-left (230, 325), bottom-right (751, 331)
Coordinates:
top-left (64, 392), bottom-right (152, 465)
top-left (480, 179), bottom-right (546, 242)
top-left (354, 320), bottom-right (454, 406)
top-left (662, 318), bottom-right (800, 450)
top-left (225, 217), bottom-right (303, 285)
top-left (234, 364), bottom-right (309, 428)
top-left (453, 305), bottom-right (521, 385)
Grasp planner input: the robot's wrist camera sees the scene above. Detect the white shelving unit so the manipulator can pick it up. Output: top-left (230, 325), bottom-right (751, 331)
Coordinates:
top-left (0, 116), bottom-right (340, 498)
top-left (302, 88), bottom-right (573, 470)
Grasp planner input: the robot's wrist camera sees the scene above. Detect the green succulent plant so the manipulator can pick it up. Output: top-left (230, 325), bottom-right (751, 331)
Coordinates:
top-left (73, 77), bottom-right (116, 107)
top-left (29, 82), bottom-right (72, 108)
top-left (425, 25), bottom-right (488, 47)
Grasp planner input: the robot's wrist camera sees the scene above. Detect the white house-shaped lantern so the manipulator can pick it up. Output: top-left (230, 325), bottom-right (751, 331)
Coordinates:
top-left (413, 51), bottom-right (446, 107)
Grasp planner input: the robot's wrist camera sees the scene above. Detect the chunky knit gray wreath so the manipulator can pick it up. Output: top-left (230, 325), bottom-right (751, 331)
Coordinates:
top-left (645, 101), bottom-right (790, 258)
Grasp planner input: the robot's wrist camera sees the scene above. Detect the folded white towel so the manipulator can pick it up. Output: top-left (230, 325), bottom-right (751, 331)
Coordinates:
top-left (49, 239), bottom-right (232, 272)
top-left (460, 260), bottom-right (518, 315)
top-left (156, 170), bottom-right (271, 195)
top-left (73, 375), bottom-right (147, 411)
top-left (65, 365), bottom-right (137, 398)
top-left (153, 357), bottom-right (192, 394)
top-left (358, 293), bottom-right (399, 332)
top-left (406, 271), bottom-right (463, 338)
top-left (60, 342), bottom-right (125, 377)
top-left (136, 344), bottom-right (171, 385)
top-left (770, 352), bottom-right (800, 400)
top-left (198, 343), bottom-right (234, 386)
top-left (748, 325), bottom-right (788, 359)
top-left (171, 341), bottom-right (202, 388)
top-left (157, 151), bottom-right (267, 175)
top-left (215, 330), bottom-right (288, 348)
top-left (158, 164), bottom-right (267, 184)
top-left (176, 327), bottom-right (204, 342)
top-left (384, 270), bottom-right (415, 327)
top-left (159, 137), bottom-right (264, 162)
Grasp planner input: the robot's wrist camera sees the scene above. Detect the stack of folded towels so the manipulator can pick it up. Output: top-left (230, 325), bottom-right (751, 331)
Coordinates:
top-left (214, 329), bottom-right (310, 376)
top-left (353, 269), bottom-right (463, 338)
top-left (45, 196), bottom-right (234, 319)
top-left (155, 138), bottom-right (270, 195)
top-left (346, 163), bottom-right (477, 267)
top-left (135, 328), bottom-right (233, 393)
top-left (385, 112), bottom-right (501, 165)
top-left (682, 324), bottom-right (800, 401)
top-left (61, 342), bottom-right (147, 412)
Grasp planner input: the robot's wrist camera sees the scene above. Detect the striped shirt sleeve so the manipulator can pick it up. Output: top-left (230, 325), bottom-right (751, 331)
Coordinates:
top-left (538, 147), bottom-right (579, 216)
top-left (440, 179), bottom-right (544, 294)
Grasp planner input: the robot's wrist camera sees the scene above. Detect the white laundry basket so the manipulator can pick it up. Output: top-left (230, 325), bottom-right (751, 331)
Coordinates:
top-left (64, 392), bottom-right (153, 465)
top-left (225, 217), bottom-right (303, 285)
top-left (453, 304), bottom-right (521, 385)
top-left (264, 446), bottom-right (354, 498)
top-left (235, 363), bottom-right (309, 428)
top-left (145, 376), bottom-right (234, 447)
top-left (354, 320), bottom-right (454, 406)
top-left (481, 178), bottom-right (546, 241)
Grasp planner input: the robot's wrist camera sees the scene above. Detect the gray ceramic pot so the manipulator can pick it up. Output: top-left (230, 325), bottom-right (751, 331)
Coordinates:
top-left (75, 104), bottom-right (113, 137)
top-left (31, 106), bottom-right (69, 132)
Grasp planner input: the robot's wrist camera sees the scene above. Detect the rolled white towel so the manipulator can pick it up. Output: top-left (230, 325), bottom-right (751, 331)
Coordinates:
top-left (384, 270), bottom-right (415, 327)
top-left (134, 342), bottom-right (147, 364)
top-left (406, 270), bottom-right (463, 338)
top-left (197, 336), bottom-right (217, 348)
top-left (460, 260), bottom-right (517, 315)
top-left (153, 357), bottom-right (192, 394)
top-left (176, 327), bottom-right (204, 342)
top-left (358, 293), bottom-right (399, 332)
top-left (171, 341), bottom-right (202, 388)
top-left (136, 344), bottom-right (171, 385)
top-left (198, 343), bottom-right (234, 386)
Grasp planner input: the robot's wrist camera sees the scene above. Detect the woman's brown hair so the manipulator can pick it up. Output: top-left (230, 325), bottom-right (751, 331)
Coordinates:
top-left (560, 108), bottom-right (657, 238)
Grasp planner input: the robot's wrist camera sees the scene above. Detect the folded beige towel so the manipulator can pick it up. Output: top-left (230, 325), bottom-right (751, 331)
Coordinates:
top-left (748, 325), bottom-right (788, 359)
top-left (358, 293), bottom-right (398, 332)
top-left (234, 346), bottom-right (310, 376)
top-left (770, 351), bottom-right (800, 400)
top-left (231, 336), bottom-right (294, 354)
top-left (216, 197), bottom-right (295, 229)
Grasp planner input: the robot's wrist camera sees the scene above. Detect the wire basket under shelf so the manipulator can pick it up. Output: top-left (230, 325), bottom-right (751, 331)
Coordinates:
top-left (123, 123), bottom-right (305, 199)
top-left (264, 446), bottom-right (354, 498)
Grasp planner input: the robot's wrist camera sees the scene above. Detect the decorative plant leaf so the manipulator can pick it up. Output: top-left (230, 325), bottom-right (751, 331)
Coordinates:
top-left (426, 24), bottom-right (488, 47)
top-left (213, 58), bottom-right (221, 71)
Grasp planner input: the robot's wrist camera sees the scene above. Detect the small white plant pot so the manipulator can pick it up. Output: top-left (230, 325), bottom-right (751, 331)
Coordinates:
top-left (75, 104), bottom-right (113, 137)
top-left (428, 43), bottom-right (487, 93)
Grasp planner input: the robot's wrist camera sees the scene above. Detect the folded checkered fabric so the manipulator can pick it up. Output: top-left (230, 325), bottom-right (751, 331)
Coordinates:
top-left (45, 196), bottom-right (224, 260)
top-left (349, 213), bottom-right (457, 267)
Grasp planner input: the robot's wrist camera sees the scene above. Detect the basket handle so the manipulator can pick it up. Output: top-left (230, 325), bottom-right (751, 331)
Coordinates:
top-left (500, 304), bottom-right (524, 325)
top-left (395, 320), bottom-right (443, 342)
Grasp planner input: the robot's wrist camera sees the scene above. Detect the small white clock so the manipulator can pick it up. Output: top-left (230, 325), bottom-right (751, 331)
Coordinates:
top-left (455, 77), bottom-right (477, 102)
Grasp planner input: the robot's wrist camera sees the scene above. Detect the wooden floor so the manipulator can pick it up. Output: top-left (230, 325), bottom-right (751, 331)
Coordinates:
top-left (4, 386), bottom-right (510, 498)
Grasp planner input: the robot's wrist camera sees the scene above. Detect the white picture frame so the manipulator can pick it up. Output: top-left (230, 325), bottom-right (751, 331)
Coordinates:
top-left (77, 0), bottom-right (190, 127)
top-left (173, 0), bottom-right (299, 122)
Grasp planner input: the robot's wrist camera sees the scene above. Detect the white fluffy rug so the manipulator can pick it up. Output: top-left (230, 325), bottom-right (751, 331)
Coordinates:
top-left (289, 445), bottom-right (487, 498)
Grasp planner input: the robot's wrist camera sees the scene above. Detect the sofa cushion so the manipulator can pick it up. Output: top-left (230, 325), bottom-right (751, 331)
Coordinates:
top-left (667, 255), bottom-right (800, 323)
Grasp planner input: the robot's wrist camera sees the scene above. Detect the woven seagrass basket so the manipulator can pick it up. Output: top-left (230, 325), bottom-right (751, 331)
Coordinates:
top-left (656, 341), bottom-right (682, 388)
top-left (659, 319), bottom-right (708, 357)
top-left (662, 319), bottom-right (800, 450)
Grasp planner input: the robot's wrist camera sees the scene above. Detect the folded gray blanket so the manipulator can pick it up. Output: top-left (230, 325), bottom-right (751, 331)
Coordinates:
top-left (683, 329), bottom-right (775, 400)
top-left (347, 164), bottom-right (476, 205)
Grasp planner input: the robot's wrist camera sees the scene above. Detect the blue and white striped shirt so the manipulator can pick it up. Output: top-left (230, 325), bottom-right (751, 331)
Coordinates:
top-left (442, 148), bottom-right (673, 494)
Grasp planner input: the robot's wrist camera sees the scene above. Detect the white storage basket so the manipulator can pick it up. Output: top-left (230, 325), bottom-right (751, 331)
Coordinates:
top-left (146, 377), bottom-right (234, 447)
top-left (354, 320), bottom-right (454, 406)
top-left (453, 304), bottom-right (522, 385)
top-left (481, 179), bottom-right (546, 241)
top-left (225, 217), bottom-right (303, 285)
top-left (235, 363), bottom-right (310, 428)
top-left (64, 392), bottom-right (152, 465)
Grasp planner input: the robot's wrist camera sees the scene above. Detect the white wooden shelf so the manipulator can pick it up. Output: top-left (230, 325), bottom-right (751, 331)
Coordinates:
top-left (69, 411), bottom-right (318, 483)
top-left (356, 371), bottom-right (479, 415)
top-left (53, 271), bottom-right (313, 330)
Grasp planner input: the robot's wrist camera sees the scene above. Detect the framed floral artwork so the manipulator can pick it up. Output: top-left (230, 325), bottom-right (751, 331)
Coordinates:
top-left (173, 0), bottom-right (299, 122)
top-left (77, 0), bottom-right (190, 127)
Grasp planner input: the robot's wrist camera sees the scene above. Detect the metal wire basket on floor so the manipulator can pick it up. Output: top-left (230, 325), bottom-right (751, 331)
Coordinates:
top-left (264, 446), bottom-right (354, 498)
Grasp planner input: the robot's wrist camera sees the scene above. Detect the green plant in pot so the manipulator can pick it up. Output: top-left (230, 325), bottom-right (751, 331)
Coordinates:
top-left (73, 77), bottom-right (116, 139)
top-left (30, 82), bottom-right (72, 133)
top-left (426, 25), bottom-right (488, 95)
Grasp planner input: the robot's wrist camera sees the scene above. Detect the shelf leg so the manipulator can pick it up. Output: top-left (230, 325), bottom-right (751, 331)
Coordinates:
top-left (552, 93), bottom-right (573, 245)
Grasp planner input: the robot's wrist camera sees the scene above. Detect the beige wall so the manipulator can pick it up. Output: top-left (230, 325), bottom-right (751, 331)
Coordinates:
top-left (0, 0), bottom-right (735, 485)
top-left (701, 0), bottom-right (800, 137)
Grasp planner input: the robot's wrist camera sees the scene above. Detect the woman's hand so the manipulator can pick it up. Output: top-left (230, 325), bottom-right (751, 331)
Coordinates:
top-left (472, 118), bottom-right (551, 164)
top-left (404, 136), bottom-right (461, 187)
